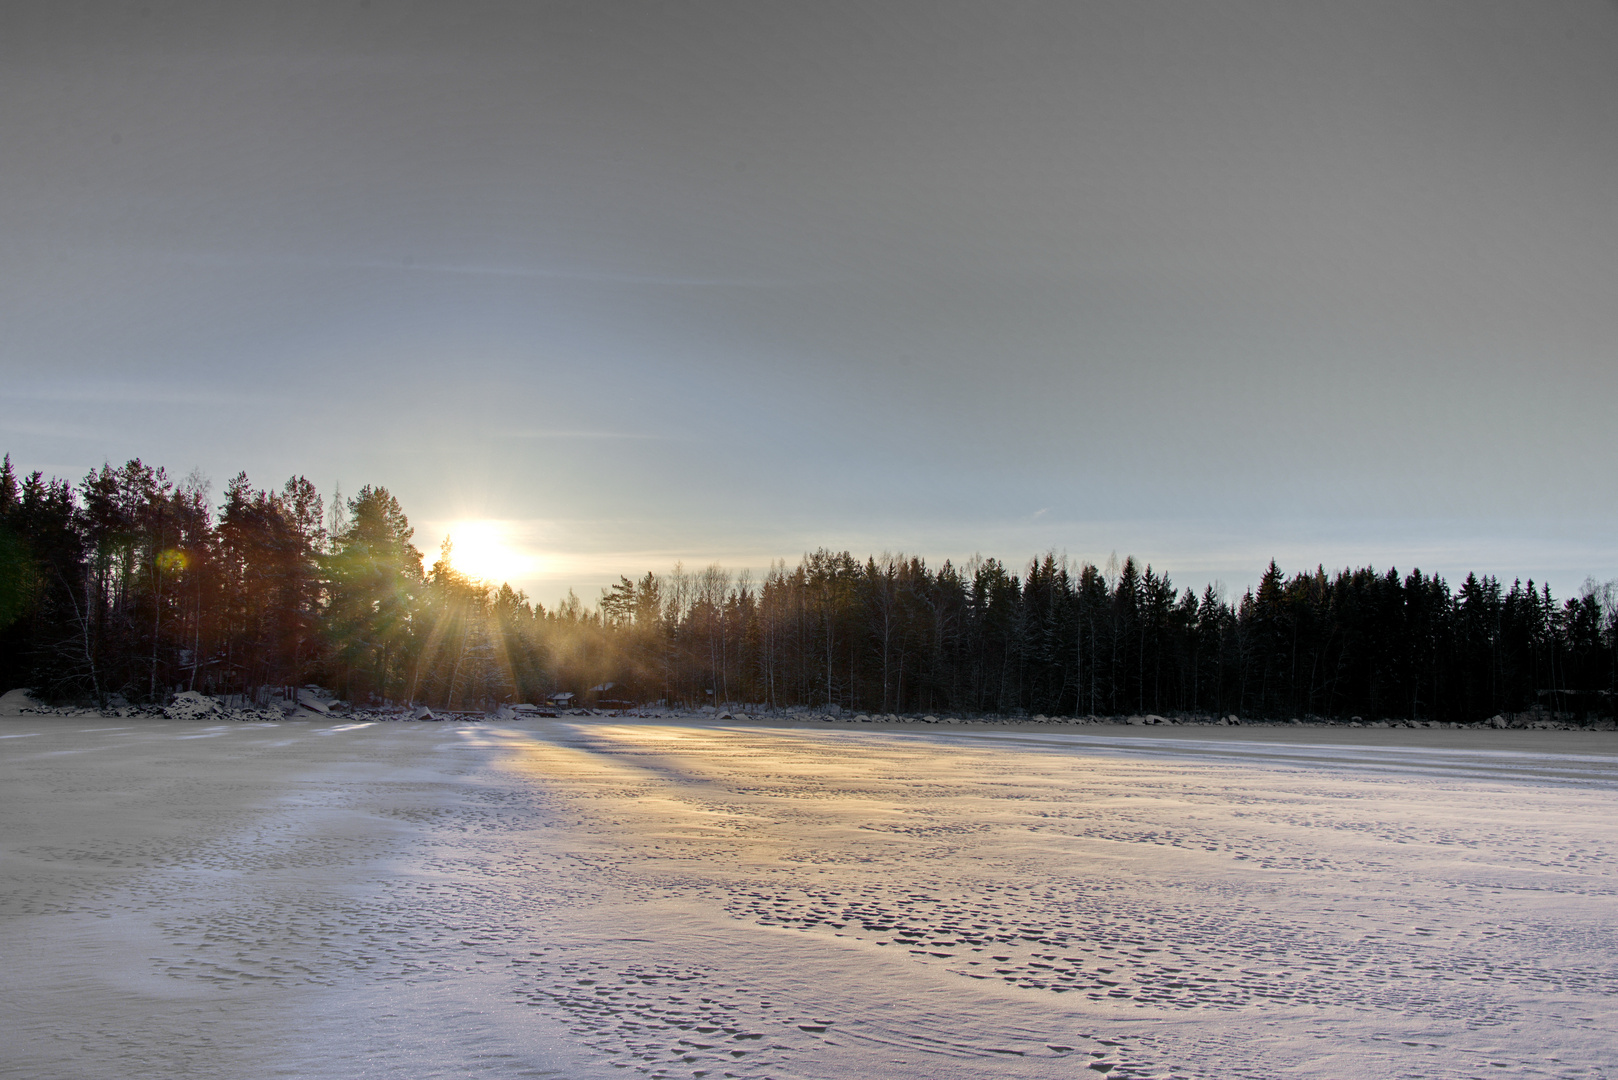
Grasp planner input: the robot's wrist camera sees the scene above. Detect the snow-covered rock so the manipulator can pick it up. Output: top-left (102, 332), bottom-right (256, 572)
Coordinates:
top-left (295, 689), bottom-right (331, 714)
top-left (165, 691), bottom-right (222, 721)
top-left (413, 705), bottom-right (436, 721)
top-left (0, 688), bottom-right (46, 715)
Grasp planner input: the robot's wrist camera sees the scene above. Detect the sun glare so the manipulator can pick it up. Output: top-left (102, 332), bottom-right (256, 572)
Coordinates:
top-left (443, 520), bottom-right (531, 584)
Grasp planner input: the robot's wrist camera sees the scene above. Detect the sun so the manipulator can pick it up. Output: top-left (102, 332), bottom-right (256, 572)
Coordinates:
top-left (442, 520), bottom-right (531, 584)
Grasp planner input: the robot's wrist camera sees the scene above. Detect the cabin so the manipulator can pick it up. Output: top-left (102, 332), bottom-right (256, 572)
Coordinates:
top-left (547, 691), bottom-right (576, 708)
top-left (588, 681), bottom-right (634, 711)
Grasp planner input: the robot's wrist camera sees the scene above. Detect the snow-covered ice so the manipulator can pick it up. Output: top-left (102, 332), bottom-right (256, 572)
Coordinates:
top-left (2, 719), bottom-right (1614, 1079)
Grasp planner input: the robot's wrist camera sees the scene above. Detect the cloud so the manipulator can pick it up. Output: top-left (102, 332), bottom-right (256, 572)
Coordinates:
top-left (0, 383), bottom-right (241, 407)
top-left (161, 250), bottom-right (786, 289)
top-left (492, 430), bottom-right (688, 442)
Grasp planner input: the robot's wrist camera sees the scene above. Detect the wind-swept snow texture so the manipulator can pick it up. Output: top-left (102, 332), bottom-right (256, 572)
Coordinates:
top-left (2, 720), bottom-right (1615, 1079)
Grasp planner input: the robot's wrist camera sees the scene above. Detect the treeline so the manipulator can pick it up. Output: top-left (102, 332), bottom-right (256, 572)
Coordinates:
top-left (2, 455), bottom-right (1615, 722)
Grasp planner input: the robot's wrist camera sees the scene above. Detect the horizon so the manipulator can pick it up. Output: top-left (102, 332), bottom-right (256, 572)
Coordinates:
top-left (4, 451), bottom-right (1614, 613)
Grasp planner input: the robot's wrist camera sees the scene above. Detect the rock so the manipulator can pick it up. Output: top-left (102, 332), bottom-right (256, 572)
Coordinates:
top-left (1488, 714), bottom-right (1507, 729)
top-left (0, 688), bottom-right (46, 715)
top-left (922, 715), bottom-right (939, 724)
top-left (413, 705), bottom-right (436, 721)
top-left (165, 690), bottom-right (222, 721)
top-left (295, 689), bottom-right (330, 714)
top-left (1126, 715), bottom-right (1145, 726)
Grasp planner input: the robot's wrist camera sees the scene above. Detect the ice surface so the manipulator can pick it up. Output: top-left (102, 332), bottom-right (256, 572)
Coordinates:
top-left (2, 719), bottom-right (1614, 1079)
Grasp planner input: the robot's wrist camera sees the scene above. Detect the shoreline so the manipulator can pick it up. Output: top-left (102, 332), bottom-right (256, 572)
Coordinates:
top-left (5, 691), bottom-right (1612, 734)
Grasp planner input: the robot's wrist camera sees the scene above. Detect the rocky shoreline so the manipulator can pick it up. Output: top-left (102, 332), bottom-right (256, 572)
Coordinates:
top-left (1, 687), bottom-right (1608, 731)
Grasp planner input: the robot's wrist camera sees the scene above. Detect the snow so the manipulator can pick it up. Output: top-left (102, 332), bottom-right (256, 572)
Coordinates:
top-left (163, 689), bottom-right (222, 720)
top-left (0, 687), bottom-right (46, 715)
top-left (2, 718), bottom-right (1614, 1078)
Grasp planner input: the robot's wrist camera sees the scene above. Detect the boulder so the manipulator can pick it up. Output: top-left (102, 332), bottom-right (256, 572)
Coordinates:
top-left (165, 690), bottom-right (222, 721)
top-left (413, 706), bottom-right (436, 721)
top-left (0, 688), bottom-right (47, 715)
top-left (1488, 714), bottom-right (1508, 729)
top-left (295, 688), bottom-right (331, 714)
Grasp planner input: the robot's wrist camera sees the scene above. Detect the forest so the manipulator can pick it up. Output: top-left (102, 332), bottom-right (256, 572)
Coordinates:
top-left (2, 456), bottom-right (1614, 724)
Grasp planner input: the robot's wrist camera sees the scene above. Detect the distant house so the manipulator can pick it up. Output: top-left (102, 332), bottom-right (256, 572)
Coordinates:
top-left (588, 681), bottom-right (633, 710)
top-left (548, 691), bottom-right (576, 708)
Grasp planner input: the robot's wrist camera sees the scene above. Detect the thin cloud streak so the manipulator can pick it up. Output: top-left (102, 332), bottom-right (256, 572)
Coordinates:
top-left (0, 384), bottom-right (242, 407)
top-left (158, 251), bottom-right (791, 289)
top-left (492, 431), bottom-right (689, 442)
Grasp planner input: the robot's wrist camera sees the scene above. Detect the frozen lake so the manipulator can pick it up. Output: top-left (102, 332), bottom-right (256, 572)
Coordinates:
top-left (3, 719), bottom-right (1615, 1079)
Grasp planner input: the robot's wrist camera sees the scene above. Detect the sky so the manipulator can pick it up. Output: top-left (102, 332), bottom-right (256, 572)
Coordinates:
top-left (3, 1), bottom-right (1616, 606)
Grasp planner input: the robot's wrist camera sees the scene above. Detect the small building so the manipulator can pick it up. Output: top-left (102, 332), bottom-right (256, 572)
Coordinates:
top-left (588, 681), bottom-right (633, 711)
top-left (548, 691), bottom-right (576, 708)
